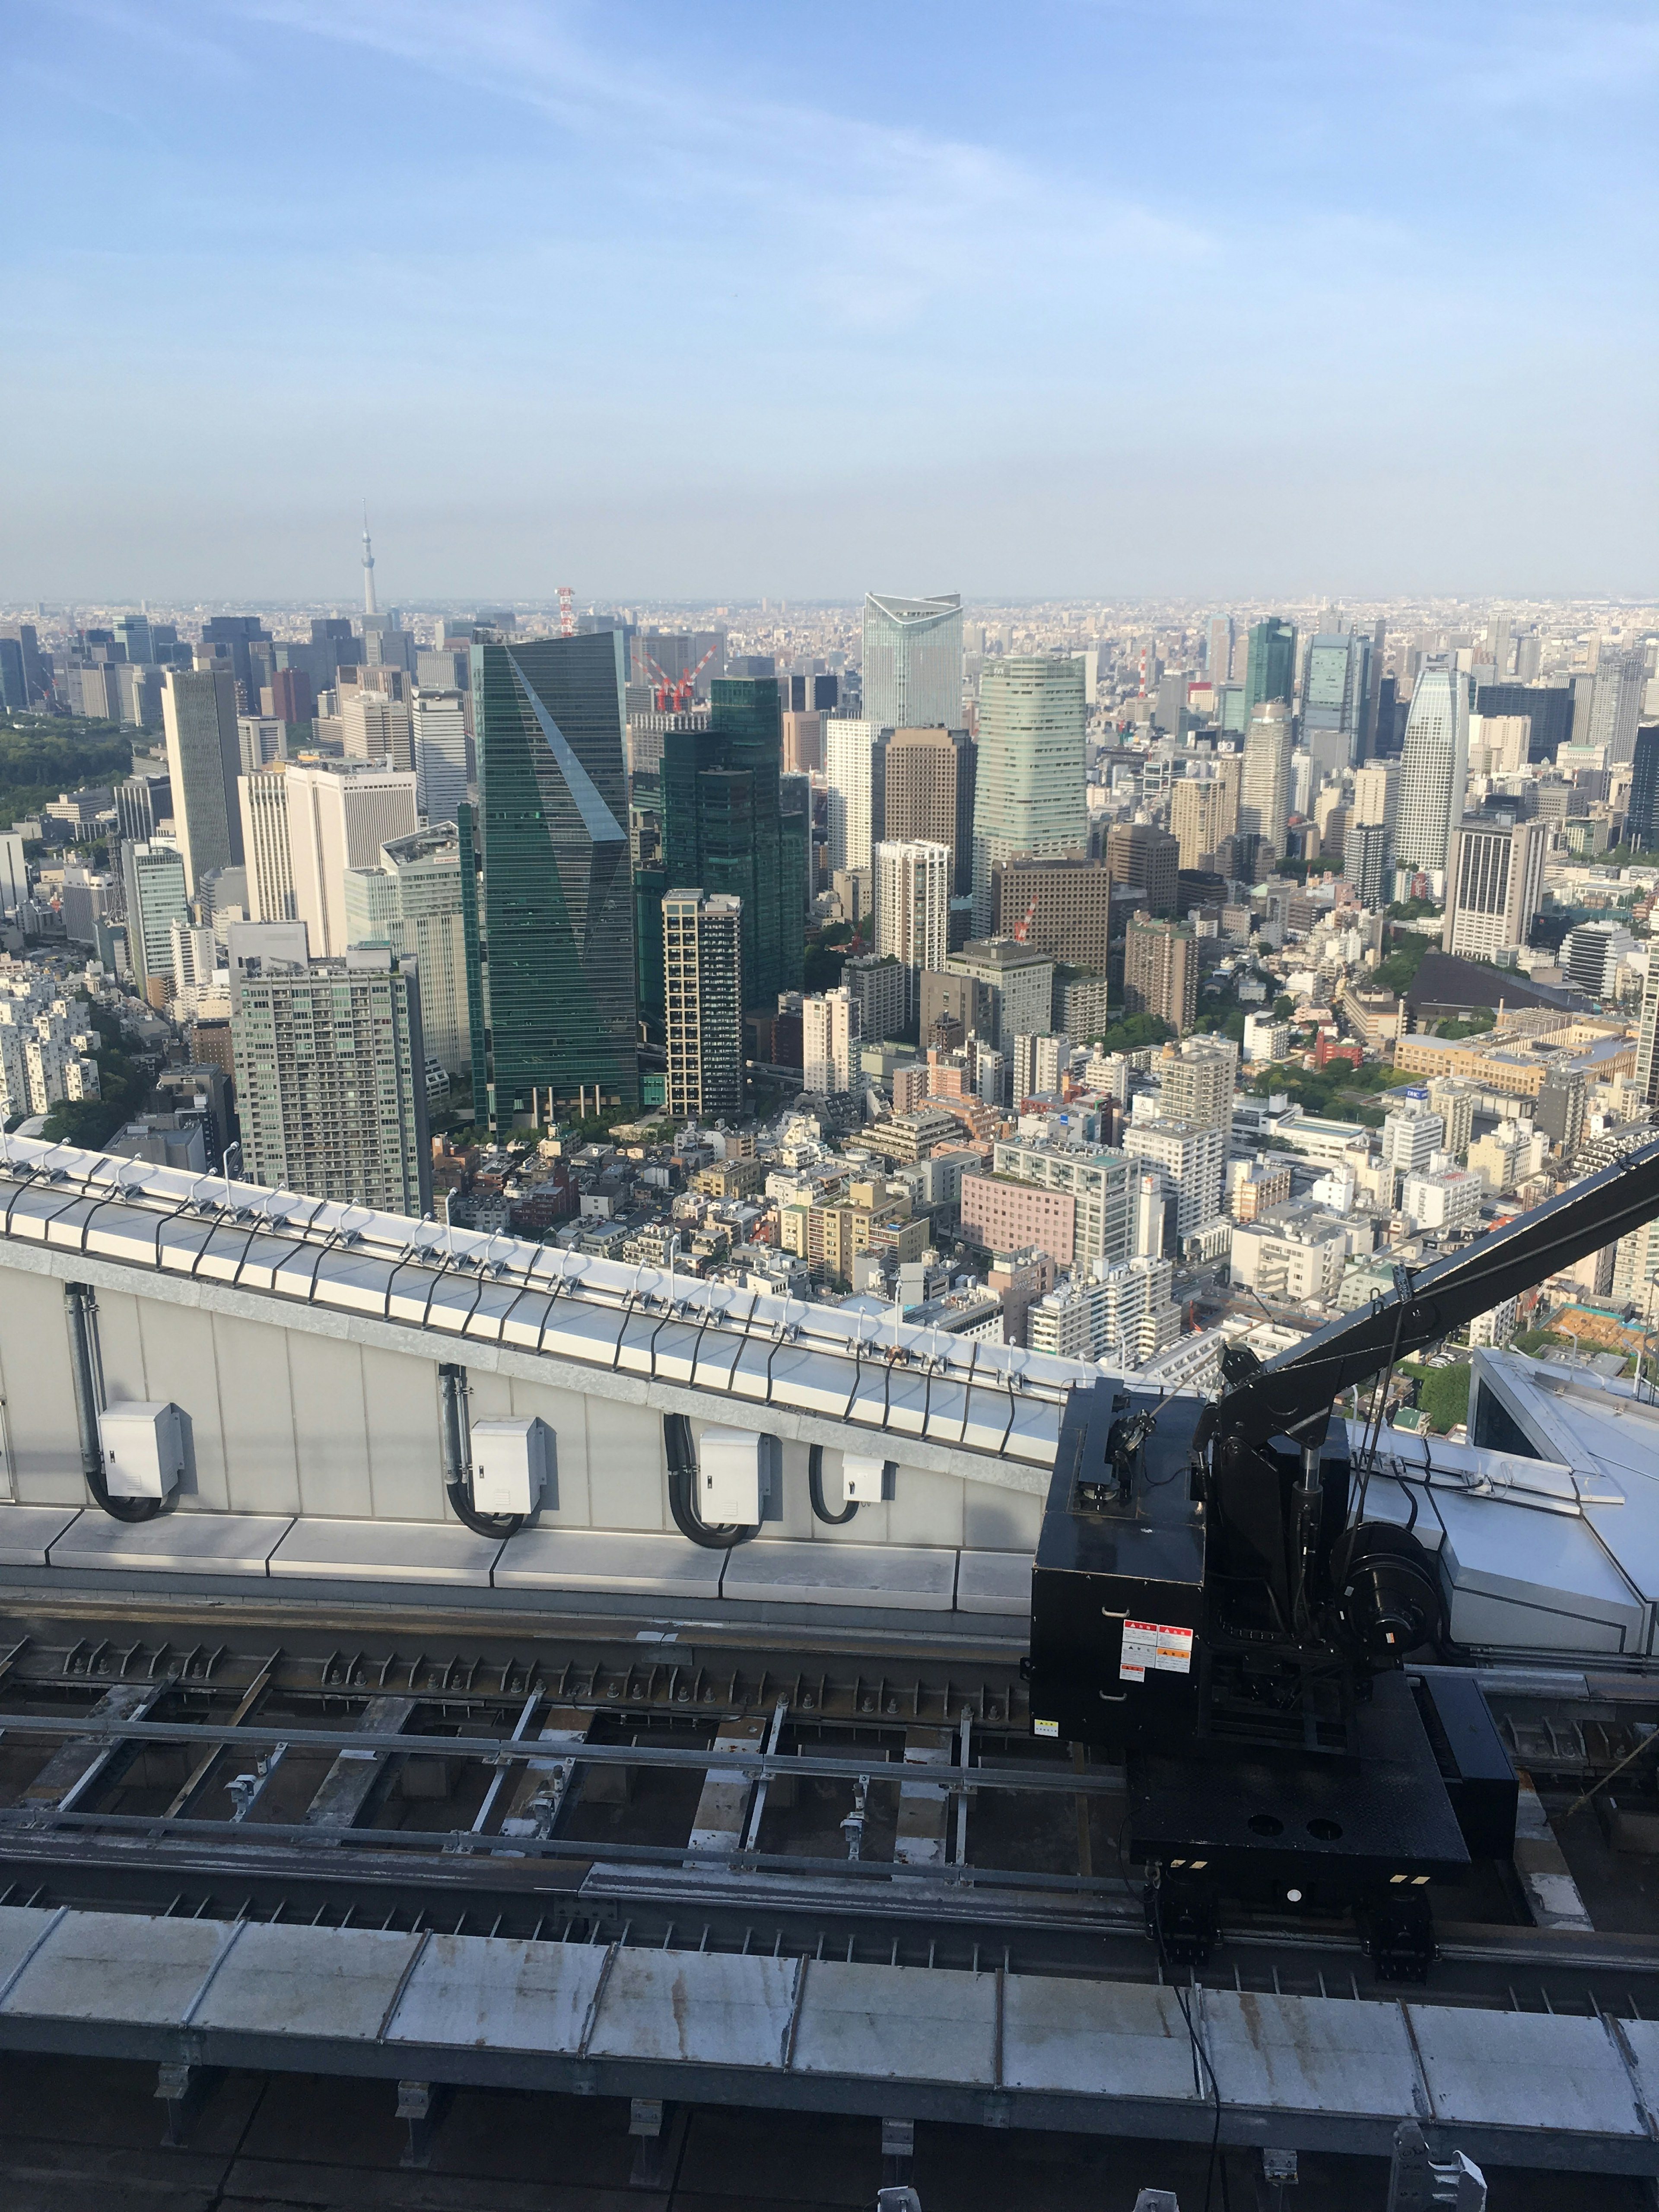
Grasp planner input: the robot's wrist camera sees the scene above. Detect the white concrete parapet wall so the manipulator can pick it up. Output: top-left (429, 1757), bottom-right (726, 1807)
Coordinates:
top-left (0, 1138), bottom-right (1092, 1560)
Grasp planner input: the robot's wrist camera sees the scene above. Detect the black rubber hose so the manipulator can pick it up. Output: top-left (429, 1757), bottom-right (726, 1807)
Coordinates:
top-left (66, 1284), bottom-right (162, 1523)
top-left (438, 1361), bottom-right (523, 1539)
top-left (664, 1412), bottom-right (756, 1549)
top-left (807, 1442), bottom-right (858, 1525)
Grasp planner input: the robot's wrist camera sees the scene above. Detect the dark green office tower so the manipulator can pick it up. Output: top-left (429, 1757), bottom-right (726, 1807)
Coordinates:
top-left (1243, 618), bottom-right (1297, 718)
top-left (659, 678), bottom-right (805, 1015)
top-left (462, 633), bottom-right (639, 1130)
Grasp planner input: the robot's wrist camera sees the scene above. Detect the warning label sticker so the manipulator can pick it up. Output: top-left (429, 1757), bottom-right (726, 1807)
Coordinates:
top-left (1119, 1619), bottom-right (1195, 1684)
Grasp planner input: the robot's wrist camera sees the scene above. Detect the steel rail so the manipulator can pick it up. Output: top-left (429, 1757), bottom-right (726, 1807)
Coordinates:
top-left (0, 1805), bottom-right (1140, 1894)
top-left (0, 1711), bottom-right (1122, 1796)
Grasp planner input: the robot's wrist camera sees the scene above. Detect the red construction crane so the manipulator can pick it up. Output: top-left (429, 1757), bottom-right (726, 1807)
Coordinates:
top-left (1012, 897), bottom-right (1039, 944)
top-left (639, 642), bottom-right (719, 712)
top-left (558, 585), bottom-right (575, 638)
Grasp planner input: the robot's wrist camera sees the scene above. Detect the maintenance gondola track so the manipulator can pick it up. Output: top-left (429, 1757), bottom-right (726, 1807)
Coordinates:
top-left (4, 1604), bottom-right (1659, 2015)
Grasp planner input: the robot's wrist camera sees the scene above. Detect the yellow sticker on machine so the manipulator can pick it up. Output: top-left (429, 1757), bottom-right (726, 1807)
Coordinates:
top-left (1119, 1619), bottom-right (1195, 1683)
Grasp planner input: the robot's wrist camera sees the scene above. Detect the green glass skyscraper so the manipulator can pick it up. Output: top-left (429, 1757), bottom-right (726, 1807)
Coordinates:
top-left (1243, 618), bottom-right (1297, 719)
top-left (462, 633), bottom-right (638, 1128)
top-left (658, 678), bottom-right (806, 1017)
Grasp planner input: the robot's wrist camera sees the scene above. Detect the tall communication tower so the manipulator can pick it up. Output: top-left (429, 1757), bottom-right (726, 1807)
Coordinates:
top-left (362, 505), bottom-right (377, 617)
top-left (558, 585), bottom-right (575, 638)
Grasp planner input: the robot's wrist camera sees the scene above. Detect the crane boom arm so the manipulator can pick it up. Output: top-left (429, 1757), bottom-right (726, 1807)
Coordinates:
top-left (1205, 1131), bottom-right (1659, 1452)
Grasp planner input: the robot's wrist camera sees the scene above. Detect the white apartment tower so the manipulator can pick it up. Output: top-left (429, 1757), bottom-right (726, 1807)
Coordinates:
top-left (1239, 701), bottom-right (1293, 860)
top-left (824, 718), bottom-right (875, 872)
top-left (411, 691), bottom-right (469, 823)
top-left (1394, 668), bottom-right (1470, 874)
top-left (238, 768), bottom-right (297, 923)
top-left (874, 839), bottom-right (951, 1008)
top-left (802, 986), bottom-right (859, 1097)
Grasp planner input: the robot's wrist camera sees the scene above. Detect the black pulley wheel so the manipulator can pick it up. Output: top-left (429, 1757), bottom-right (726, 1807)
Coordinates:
top-left (1330, 1520), bottom-right (1445, 1661)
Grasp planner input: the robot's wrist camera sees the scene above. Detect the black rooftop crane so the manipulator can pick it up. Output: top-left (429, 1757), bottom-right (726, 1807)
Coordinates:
top-left (1027, 1131), bottom-right (1659, 1979)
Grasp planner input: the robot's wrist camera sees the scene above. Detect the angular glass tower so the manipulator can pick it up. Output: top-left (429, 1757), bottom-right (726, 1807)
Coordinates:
top-left (659, 677), bottom-right (806, 1015)
top-left (862, 594), bottom-right (963, 732)
top-left (1242, 618), bottom-right (1297, 720)
top-left (462, 633), bottom-right (638, 1128)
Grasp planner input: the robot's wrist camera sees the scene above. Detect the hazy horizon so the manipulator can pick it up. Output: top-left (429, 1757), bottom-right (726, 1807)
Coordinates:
top-left (6, 1), bottom-right (1656, 604)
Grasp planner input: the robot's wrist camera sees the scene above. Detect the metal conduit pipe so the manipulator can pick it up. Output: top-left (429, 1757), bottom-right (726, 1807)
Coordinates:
top-left (437, 1361), bottom-right (524, 1539)
top-left (64, 1282), bottom-right (162, 1523)
top-left (807, 1442), bottom-right (858, 1525)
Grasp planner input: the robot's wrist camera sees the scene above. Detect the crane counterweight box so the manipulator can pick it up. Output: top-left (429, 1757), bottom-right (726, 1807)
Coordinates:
top-left (98, 1402), bottom-right (184, 1500)
top-left (470, 1418), bottom-right (550, 1516)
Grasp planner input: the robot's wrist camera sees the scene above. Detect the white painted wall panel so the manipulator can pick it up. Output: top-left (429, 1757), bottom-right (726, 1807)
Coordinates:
top-left (210, 1312), bottom-right (301, 1516)
top-left (0, 1269), bottom-right (87, 1500)
top-left (360, 1345), bottom-right (445, 1520)
top-left (287, 1332), bottom-right (374, 1518)
top-left (591, 1396), bottom-right (668, 1529)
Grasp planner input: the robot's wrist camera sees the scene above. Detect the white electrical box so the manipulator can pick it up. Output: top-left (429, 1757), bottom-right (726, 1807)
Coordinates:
top-left (699, 1427), bottom-right (780, 1525)
top-left (470, 1418), bottom-right (551, 1517)
top-left (842, 1453), bottom-right (896, 1503)
top-left (98, 1402), bottom-right (184, 1500)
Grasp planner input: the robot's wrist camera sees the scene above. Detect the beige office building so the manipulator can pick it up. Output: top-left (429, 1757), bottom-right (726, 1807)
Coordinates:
top-left (285, 763), bottom-right (419, 959)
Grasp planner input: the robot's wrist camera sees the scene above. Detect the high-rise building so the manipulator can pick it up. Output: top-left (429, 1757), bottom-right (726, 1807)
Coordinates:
top-left (232, 946), bottom-right (432, 1216)
top-left (871, 725), bottom-right (976, 900)
top-left (1582, 647), bottom-right (1646, 767)
top-left (1123, 1116), bottom-right (1227, 1239)
top-left (990, 854), bottom-right (1114, 974)
top-left (411, 690), bottom-right (468, 824)
top-left (1301, 632), bottom-right (1372, 769)
top-left (1123, 914), bottom-right (1197, 1034)
top-left (663, 890), bottom-right (744, 1121)
top-left (845, 953), bottom-right (909, 1048)
top-left (660, 677), bottom-right (807, 1017)
top-left (1628, 727), bottom-right (1659, 853)
top-left (1394, 667), bottom-right (1471, 875)
top-left (237, 715), bottom-right (285, 775)
top-left (824, 717), bottom-right (875, 872)
top-left (464, 632), bottom-right (637, 1125)
top-left (285, 762), bottom-right (419, 959)
top-left (1205, 614), bottom-right (1234, 681)
top-left (121, 841), bottom-right (191, 999)
top-left (340, 687), bottom-right (413, 770)
top-left (861, 594), bottom-right (963, 732)
top-left (874, 841), bottom-right (951, 1011)
top-left (1349, 821), bottom-right (1391, 907)
top-left (1474, 683), bottom-right (1572, 765)
top-left (782, 711), bottom-right (823, 775)
top-left (970, 657), bottom-right (1087, 932)
top-left (943, 938), bottom-right (1055, 1055)
top-left (162, 667), bottom-right (243, 894)
top-left (1105, 822), bottom-right (1179, 916)
top-left (116, 770), bottom-right (169, 846)
top-left (1170, 768), bottom-right (1239, 871)
top-left (237, 769), bottom-right (298, 924)
top-left (1442, 813), bottom-right (1548, 962)
top-left (268, 667), bottom-right (314, 724)
top-left (1242, 618), bottom-right (1296, 719)
top-left (1154, 1036), bottom-right (1237, 1132)
top-left (198, 615), bottom-right (273, 705)
top-left (343, 824), bottom-right (470, 1074)
top-left (802, 986), bottom-right (858, 1097)
top-left (1239, 701), bottom-right (1294, 860)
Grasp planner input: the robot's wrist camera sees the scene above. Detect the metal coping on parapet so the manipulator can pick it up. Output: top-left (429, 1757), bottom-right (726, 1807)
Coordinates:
top-left (0, 1139), bottom-right (1086, 1463)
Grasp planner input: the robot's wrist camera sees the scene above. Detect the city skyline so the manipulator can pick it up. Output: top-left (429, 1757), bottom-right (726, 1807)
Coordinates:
top-left (4, 2), bottom-right (1655, 602)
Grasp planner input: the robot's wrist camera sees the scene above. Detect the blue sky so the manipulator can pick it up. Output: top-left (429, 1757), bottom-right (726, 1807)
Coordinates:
top-left (3, 0), bottom-right (1655, 602)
